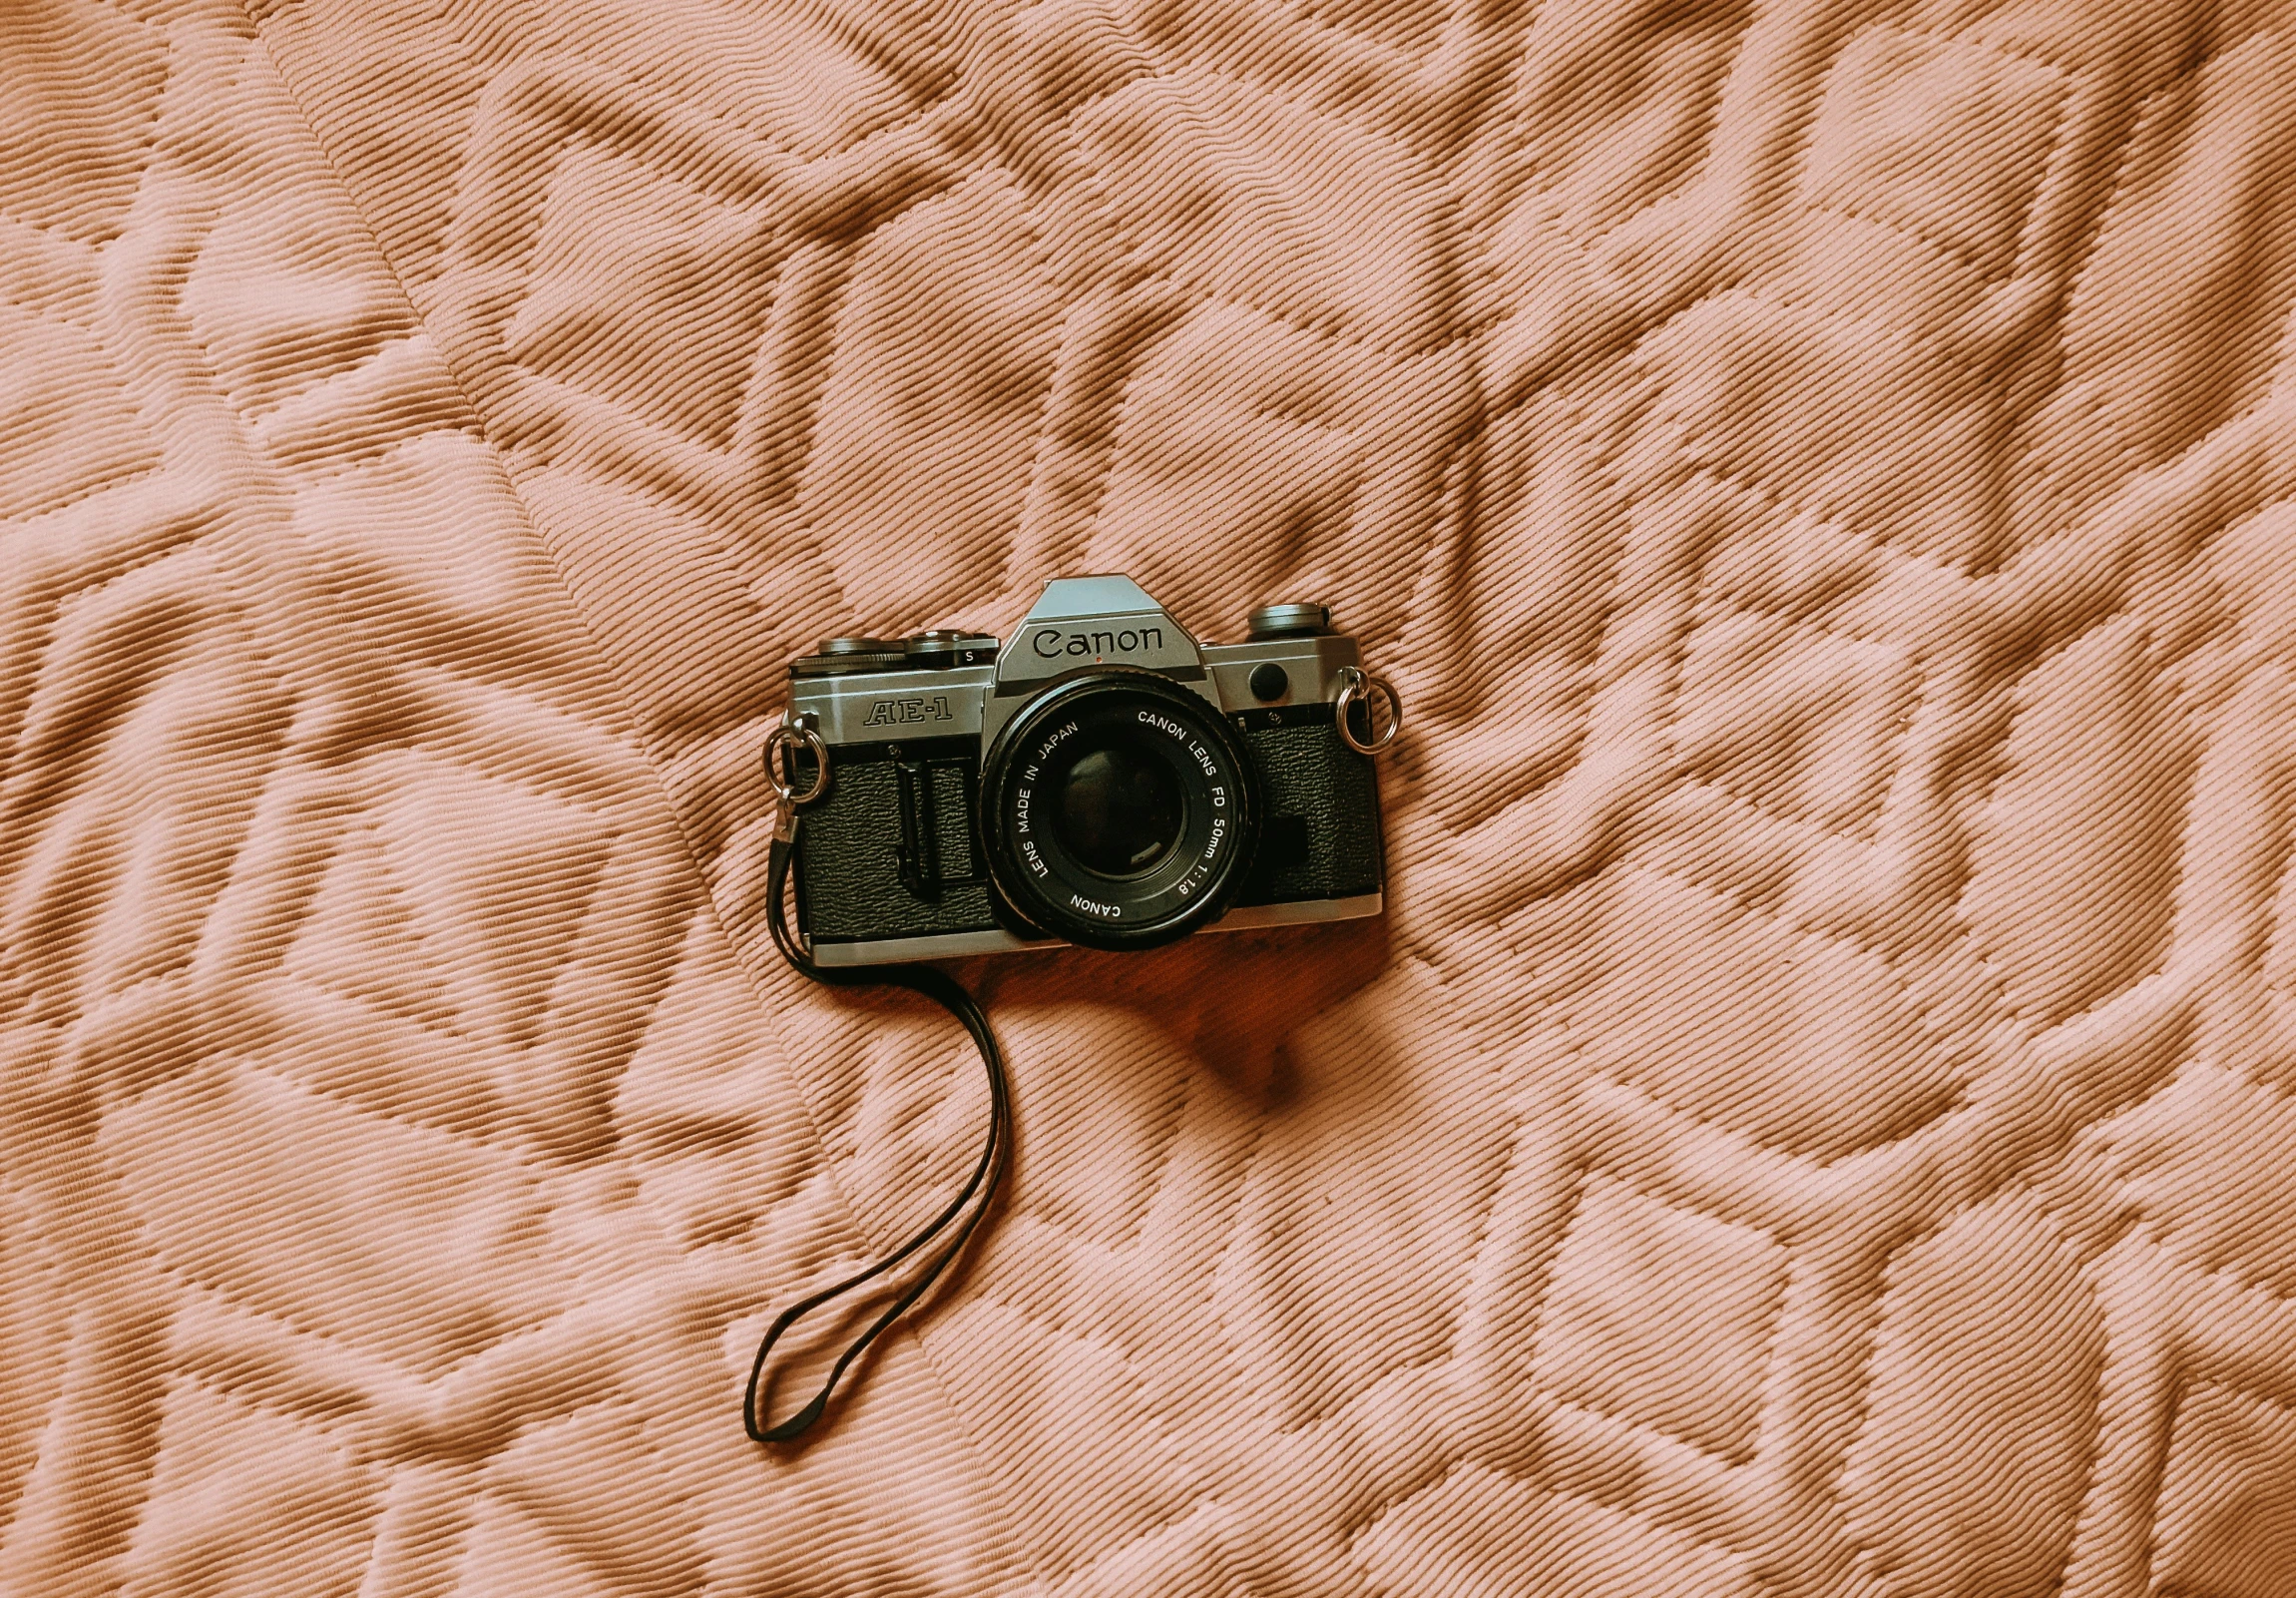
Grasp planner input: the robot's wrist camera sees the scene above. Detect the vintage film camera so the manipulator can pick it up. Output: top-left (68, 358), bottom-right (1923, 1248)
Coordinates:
top-left (769, 576), bottom-right (1399, 964)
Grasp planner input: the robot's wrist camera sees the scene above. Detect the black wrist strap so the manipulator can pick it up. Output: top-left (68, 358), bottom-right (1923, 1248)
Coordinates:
top-left (745, 822), bottom-right (1012, 1443)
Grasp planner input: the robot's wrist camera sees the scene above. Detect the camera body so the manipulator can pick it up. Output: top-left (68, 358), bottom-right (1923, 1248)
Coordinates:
top-left (782, 576), bottom-right (1388, 965)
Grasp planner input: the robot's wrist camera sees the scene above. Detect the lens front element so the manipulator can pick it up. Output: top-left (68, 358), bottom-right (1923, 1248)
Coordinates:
top-left (1055, 744), bottom-right (1183, 876)
top-left (980, 672), bottom-right (1259, 950)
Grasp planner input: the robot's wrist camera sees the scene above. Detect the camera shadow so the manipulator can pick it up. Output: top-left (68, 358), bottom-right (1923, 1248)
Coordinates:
top-left (958, 911), bottom-right (1393, 1110)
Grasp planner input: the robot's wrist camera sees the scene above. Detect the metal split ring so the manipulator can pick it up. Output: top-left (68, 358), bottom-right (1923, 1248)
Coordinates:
top-left (765, 713), bottom-right (830, 805)
top-left (1333, 667), bottom-right (1402, 756)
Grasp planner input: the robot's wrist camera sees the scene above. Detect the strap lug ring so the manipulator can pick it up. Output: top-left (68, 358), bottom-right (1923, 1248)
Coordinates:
top-left (765, 713), bottom-right (830, 805)
top-left (1333, 667), bottom-right (1402, 756)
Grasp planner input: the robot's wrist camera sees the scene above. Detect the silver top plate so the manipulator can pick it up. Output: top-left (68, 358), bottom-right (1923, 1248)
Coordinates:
top-left (788, 579), bottom-right (1364, 749)
top-left (996, 575), bottom-right (1204, 690)
top-left (1202, 635), bottom-right (1362, 708)
top-left (789, 664), bottom-right (994, 744)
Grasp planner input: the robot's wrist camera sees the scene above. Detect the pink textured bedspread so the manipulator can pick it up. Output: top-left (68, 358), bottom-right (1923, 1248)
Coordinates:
top-left (6, 1), bottom-right (2296, 1593)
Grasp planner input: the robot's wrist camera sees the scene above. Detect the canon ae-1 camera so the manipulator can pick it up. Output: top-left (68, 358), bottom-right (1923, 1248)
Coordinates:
top-left (767, 575), bottom-right (1400, 964)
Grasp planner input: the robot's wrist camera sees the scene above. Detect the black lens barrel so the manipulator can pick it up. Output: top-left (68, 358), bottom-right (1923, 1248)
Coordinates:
top-left (978, 670), bottom-right (1260, 950)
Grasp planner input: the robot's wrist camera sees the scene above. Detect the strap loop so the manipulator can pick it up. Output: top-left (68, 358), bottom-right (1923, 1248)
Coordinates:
top-left (764, 711), bottom-right (830, 806)
top-left (745, 801), bottom-right (1011, 1444)
top-left (1333, 667), bottom-right (1402, 756)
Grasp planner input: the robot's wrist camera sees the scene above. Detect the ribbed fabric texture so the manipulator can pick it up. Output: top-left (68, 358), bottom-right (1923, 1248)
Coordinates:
top-left (4, 1), bottom-right (2296, 1593)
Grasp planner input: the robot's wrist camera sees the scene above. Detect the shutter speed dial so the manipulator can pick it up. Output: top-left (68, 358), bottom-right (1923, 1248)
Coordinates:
top-left (1246, 603), bottom-right (1331, 640)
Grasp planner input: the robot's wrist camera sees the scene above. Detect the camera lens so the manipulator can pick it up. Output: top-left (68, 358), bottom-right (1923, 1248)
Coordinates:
top-left (978, 670), bottom-right (1261, 950)
top-left (1054, 744), bottom-right (1183, 876)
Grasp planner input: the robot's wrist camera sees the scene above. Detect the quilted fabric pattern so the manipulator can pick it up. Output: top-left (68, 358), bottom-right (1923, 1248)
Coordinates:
top-left (5, 0), bottom-right (2296, 1592)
